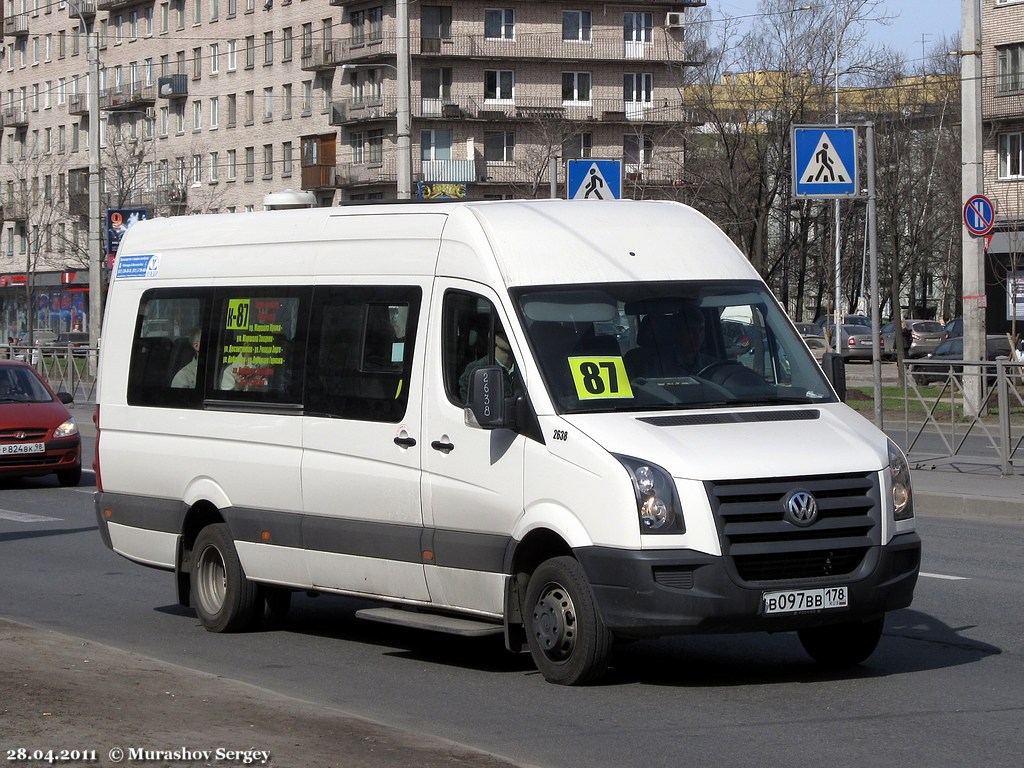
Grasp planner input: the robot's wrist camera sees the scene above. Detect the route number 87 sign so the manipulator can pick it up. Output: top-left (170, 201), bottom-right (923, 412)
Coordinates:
top-left (567, 356), bottom-right (634, 400)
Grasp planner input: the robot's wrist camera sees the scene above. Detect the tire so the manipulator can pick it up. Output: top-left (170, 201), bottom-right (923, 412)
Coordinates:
top-left (56, 466), bottom-right (82, 487)
top-left (524, 556), bottom-right (613, 685)
top-left (191, 523), bottom-right (259, 633)
top-left (798, 616), bottom-right (884, 669)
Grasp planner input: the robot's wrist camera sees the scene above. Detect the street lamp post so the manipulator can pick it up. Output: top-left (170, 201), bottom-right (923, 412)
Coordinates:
top-left (72, 4), bottom-right (103, 354)
top-left (340, 59), bottom-right (412, 200)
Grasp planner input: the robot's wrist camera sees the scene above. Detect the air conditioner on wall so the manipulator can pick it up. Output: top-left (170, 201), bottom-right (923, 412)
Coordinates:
top-left (665, 12), bottom-right (685, 28)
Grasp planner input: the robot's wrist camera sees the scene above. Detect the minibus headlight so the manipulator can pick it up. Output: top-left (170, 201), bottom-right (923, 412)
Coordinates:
top-left (888, 440), bottom-right (914, 521)
top-left (614, 455), bottom-right (685, 534)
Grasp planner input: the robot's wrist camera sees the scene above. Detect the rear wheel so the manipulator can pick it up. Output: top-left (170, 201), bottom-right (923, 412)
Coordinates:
top-left (191, 523), bottom-right (259, 632)
top-left (524, 556), bottom-right (612, 685)
top-left (798, 616), bottom-right (884, 669)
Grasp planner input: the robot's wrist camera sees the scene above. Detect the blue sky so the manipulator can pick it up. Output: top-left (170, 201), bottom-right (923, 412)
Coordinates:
top-left (714, 1), bottom-right (962, 59)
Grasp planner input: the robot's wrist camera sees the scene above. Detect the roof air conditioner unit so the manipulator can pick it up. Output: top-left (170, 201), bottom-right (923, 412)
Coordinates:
top-left (665, 12), bottom-right (685, 28)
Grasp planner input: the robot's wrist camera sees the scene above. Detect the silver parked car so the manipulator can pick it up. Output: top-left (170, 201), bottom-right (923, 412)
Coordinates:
top-left (822, 323), bottom-right (873, 361)
top-left (880, 320), bottom-right (946, 359)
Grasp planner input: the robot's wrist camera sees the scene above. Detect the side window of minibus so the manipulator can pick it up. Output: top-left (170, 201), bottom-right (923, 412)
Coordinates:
top-left (127, 291), bottom-right (208, 408)
top-left (441, 291), bottom-right (503, 406)
top-left (305, 285), bottom-right (421, 422)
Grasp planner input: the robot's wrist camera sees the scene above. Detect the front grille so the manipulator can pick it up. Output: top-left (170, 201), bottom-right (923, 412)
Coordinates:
top-left (0, 454), bottom-right (61, 468)
top-left (0, 427), bottom-right (49, 440)
top-left (706, 471), bottom-right (880, 584)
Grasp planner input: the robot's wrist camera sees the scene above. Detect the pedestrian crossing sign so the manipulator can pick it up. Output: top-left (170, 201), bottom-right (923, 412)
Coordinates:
top-left (792, 126), bottom-right (858, 198)
top-left (567, 159), bottom-right (622, 200)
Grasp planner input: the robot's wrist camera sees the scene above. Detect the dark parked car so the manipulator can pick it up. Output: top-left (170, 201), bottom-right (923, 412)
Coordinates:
top-left (0, 360), bottom-right (82, 486)
top-left (880, 319), bottom-right (946, 359)
top-left (944, 317), bottom-right (963, 339)
top-left (911, 335), bottom-right (1013, 385)
top-left (56, 331), bottom-right (91, 355)
top-left (793, 321), bottom-right (823, 338)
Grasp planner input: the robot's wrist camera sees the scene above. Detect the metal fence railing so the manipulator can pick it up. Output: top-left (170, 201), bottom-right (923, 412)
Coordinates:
top-left (5, 345), bottom-right (99, 404)
top-left (902, 358), bottom-right (1024, 474)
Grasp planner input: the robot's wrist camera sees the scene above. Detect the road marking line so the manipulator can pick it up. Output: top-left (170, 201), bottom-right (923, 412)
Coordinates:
top-left (0, 510), bottom-right (63, 523)
top-left (920, 572), bottom-right (969, 581)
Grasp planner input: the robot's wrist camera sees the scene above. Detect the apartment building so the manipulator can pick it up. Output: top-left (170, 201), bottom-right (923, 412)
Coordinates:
top-left (983, 0), bottom-right (1024, 333)
top-left (0, 0), bottom-right (703, 337)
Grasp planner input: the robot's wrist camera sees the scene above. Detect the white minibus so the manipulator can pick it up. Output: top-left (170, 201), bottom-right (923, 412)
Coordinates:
top-left (94, 200), bottom-right (920, 685)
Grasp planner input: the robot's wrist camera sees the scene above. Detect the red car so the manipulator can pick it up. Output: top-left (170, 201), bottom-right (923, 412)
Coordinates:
top-left (0, 360), bottom-right (82, 486)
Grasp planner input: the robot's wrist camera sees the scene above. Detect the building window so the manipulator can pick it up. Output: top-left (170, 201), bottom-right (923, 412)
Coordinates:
top-left (263, 143), bottom-right (273, 177)
top-left (192, 46), bottom-right (202, 78)
top-left (562, 72), bottom-right (591, 103)
top-left (227, 148), bottom-right (237, 180)
top-left (264, 31), bottom-right (274, 65)
top-left (263, 87), bottom-right (273, 120)
top-left (484, 130), bottom-right (514, 163)
top-left (282, 27), bottom-right (293, 61)
top-left (422, 5), bottom-right (452, 41)
top-left (624, 134), bottom-right (653, 166)
top-left (998, 44), bottom-right (1024, 93)
top-left (282, 141), bottom-right (292, 176)
top-left (484, 70), bottom-right (513, 102)
top-left (244, 146), bottom-right (254, 180)
top-left (368, 129), bottom-right (383, 164)
top-left (245, 35), bottom-right (255, 69)
top-left (351, 131), bottom-right (365, 164)
top-left (210, 96), bottom-right (219, 128)
top-left (192, 99), bottom-right (201, 130)
top-left (368, 6), bottom-right (383, 41)
top-left (624, 12), bottom-right (653, 44)
top-left (227, 39), bottom-right (237, 70)
top-left (999, 132), bottom-right (1024, 178)
top-left (562, 11), bottom-right (592, 43)
top-left (209, 151), bottom-right (219, 182)
top-left (484, 8), bottom-right (514, 40)
top-left (210, 42), bottom-right (220, 74)
top-left (351, 9), bottom-right (365, 44)
top-left (563, 132), bottom-right (592, 159)
top-left (227, 93), bottom-right (236, 127)
top-left (421, 129), bottom-right (452, 161)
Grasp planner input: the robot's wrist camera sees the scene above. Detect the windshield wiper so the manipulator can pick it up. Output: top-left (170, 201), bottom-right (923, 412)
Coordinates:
top-left (725, 397), bottom-right (820, 407)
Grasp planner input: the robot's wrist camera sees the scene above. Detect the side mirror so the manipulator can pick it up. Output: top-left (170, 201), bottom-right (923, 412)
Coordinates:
top-left (822, 352), bottom-right (847, 401)
top-left (465, 365), bottom-right (510, 429)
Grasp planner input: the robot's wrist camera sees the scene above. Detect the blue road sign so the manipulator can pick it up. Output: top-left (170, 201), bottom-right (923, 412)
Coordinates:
top-left (567, 159), bottom-right (622, 200)
top-left (792, 126), bottom-right (858, 198)
top-left (963, 194), bottom-right (995, 237)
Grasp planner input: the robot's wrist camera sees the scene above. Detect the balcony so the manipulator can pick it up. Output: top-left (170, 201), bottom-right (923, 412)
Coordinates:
top-left (67, 1), bottom-right (97, 22)
top-left (157, 183), bottom-right (188, 212)
top-left (67, 93), bottom-right (90, 117)
top-left (3, 13), bottom-right (29, 37)
top-left (99, 84), bottom-right (156, 112)
top-left (96, 0), bottom-right (149, 11)
top-left (300, 41), bottom-right (345, 72)
top-left (157, 74), bottom-right (188, 100)
top-left (0, 197), bottom-right (29, 222)
top-left (2, 105), bottom-right (29, 128)
top-left (301, 164), bottom-right (338, 190)
top-left (421, 160), bottom-right (476, 184)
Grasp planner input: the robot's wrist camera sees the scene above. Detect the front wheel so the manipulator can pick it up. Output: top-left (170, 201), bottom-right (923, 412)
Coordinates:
top-left (798, 616), bottom-right (884, 669)
top-left (56, 466), bottom-right (82, 487)
top-left (524, 556), bottom-right (612, 685)
top-left (191, 523), bottom-right (259, 633)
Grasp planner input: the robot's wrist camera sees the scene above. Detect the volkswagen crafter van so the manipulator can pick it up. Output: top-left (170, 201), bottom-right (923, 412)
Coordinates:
top-left (94, 200), bottom-right (920, 685)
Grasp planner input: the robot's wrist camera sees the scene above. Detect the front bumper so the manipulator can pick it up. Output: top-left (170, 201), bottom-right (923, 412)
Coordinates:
top-left (575, 532), bottom-right (921, 638)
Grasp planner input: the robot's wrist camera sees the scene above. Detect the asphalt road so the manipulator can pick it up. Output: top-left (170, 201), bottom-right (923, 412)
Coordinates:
top-left (1, 438), bottom-right (1023, 767)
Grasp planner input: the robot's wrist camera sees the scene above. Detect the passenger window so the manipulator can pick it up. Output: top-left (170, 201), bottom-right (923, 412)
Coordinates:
top-left (127, 291), bottom-right (208, 407)
top-left (305, 286), bottom-right (421, 422)
top-left (210, 289), bottom-right (308, 403)
top-left (442, 291), bottom-right (510, 406)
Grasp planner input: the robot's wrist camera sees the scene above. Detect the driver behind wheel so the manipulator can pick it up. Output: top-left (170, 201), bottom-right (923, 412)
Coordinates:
top-left (629, 301), bottom-right (714, 378)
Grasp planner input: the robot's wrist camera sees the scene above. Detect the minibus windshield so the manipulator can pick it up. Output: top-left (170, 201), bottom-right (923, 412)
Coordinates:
top-left (515, 281), bottom-right (838, 414)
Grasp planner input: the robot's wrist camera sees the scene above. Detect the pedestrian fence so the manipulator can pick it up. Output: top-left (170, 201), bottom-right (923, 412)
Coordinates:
top-left (6, 345), bottom-right (99, 404)
top-left (901, 358), bottom-right (1024, 475)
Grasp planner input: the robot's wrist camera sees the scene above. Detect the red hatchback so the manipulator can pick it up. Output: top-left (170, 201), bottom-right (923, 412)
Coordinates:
top-left (0, 360), bottom-right (81, 486)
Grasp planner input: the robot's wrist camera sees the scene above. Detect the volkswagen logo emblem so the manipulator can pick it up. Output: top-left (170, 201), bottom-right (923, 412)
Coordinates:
top-left (784, 489), bottom-right (818, 527)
